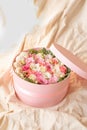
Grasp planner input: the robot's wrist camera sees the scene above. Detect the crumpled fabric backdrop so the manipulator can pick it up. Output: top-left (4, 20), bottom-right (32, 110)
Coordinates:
top-left (0, 0), bottom-right (87, 130)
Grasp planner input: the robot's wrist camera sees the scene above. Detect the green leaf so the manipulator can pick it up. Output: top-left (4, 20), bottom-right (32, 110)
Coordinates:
top-left (67, 68), bottom-right (71, 73)
top-left (29, 49), bottom-right (38, 54)
top-left (24, 78), bottom-right (35, 83)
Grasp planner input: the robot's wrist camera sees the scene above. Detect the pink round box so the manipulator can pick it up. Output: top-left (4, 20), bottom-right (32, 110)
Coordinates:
top-left (12, 44), bottom-right (87, 108)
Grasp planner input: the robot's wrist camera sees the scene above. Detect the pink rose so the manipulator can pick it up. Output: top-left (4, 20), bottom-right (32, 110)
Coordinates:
top-left (34, 71), bottom-right (42, 77)
top-left (35, 73), bottom-right (48, 84)
top-left (46, 62), bottom-right (52, 72)
top-left (22, 65), bottom-right (29, 71)
top-left (48, 75), bottom-right (58, 84)
top-left (60, 65), bottom-right (67, 74)
top-left (35, 55), bottom-right (45, 65)
top-left (26, 57), bottom-right (34, 64)
top-left (52, 58), bottom-right (58, 64)
top-left (27, 69), bottom-right (34, 75)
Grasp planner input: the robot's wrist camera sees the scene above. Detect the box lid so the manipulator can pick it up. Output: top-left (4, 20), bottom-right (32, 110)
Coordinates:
top-left (50, 44), bottom-right (87, 80)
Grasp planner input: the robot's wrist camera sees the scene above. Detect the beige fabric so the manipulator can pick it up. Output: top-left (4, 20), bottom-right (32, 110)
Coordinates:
top-left (0, 0), bottom-right (87, 129)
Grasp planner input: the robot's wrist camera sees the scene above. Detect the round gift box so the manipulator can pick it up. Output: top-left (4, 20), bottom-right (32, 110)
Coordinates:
top-left (12, 47), bottom-right (70, 108)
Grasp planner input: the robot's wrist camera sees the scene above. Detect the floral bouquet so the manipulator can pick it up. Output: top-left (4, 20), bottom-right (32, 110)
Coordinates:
top-left (13, 48), bottom-right (70, 85)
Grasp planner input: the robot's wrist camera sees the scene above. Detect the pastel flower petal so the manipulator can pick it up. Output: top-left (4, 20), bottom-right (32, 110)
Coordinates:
top-left (22, 65), bottom-right (29, 71)
top-left (60, 65), bottom-right (67, 74)
top-left (26, 57), bottom-right (34, 64)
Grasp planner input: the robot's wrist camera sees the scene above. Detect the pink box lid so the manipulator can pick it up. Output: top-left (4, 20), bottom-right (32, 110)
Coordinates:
top-left (50, 44), bottom-right (87, 80)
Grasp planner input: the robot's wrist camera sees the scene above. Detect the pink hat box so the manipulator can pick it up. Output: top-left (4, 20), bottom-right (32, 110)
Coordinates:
top-left (12, 44), bottom-right (87, 108)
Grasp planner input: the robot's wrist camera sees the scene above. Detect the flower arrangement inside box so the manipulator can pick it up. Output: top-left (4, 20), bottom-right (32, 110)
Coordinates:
top-left (12, 44), bottom-right (87, 108)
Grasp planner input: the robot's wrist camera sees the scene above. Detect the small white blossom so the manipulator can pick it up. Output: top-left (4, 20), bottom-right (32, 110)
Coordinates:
top-left (19, 52), bottom-right (28, 58)
top-left (44, 72), bottom-right (51, 79)
top-left (40, 66), bottom-right (46, 73)
top-left (29, 74), bottom-right (36, 81)
top-left (15, 67), bottom-right (22, 74)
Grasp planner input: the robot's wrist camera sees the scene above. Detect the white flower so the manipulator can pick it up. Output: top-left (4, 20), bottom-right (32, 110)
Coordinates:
top-left (15, 51), bottom-right (29, 64)
top-left (15, 67), bottom-right (22, 74)
top-left (16, 55), bottom-right (22, 62)
top-left (53, 64), bottom-right (60, 73)
top-left (36, 53), bottom-right (43, 58)
top-left (19, 52), bottom-right (28, 58)
top-left (30, 63), bottom-right (40, 71)
top-left (44, 72), bottom-right (51, 79)
top-left (30, 63), bottom-right (35, 69)
top-left (29, 74), bottom-right (36, 81)
top-left (20, 59), bottom-right (25, 65)
top-left (40, 66), bottom-right (46, 73)
top-left (14, 62), bottom-right (21, 68)
top-left (60, 73), bottom-right (65, 77)
top-left (46, 54), bottom-right (52, 59)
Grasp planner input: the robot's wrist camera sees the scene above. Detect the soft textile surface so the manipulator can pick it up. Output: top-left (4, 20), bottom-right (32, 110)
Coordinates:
top-left (0, 0), bottom-right (87, 130)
